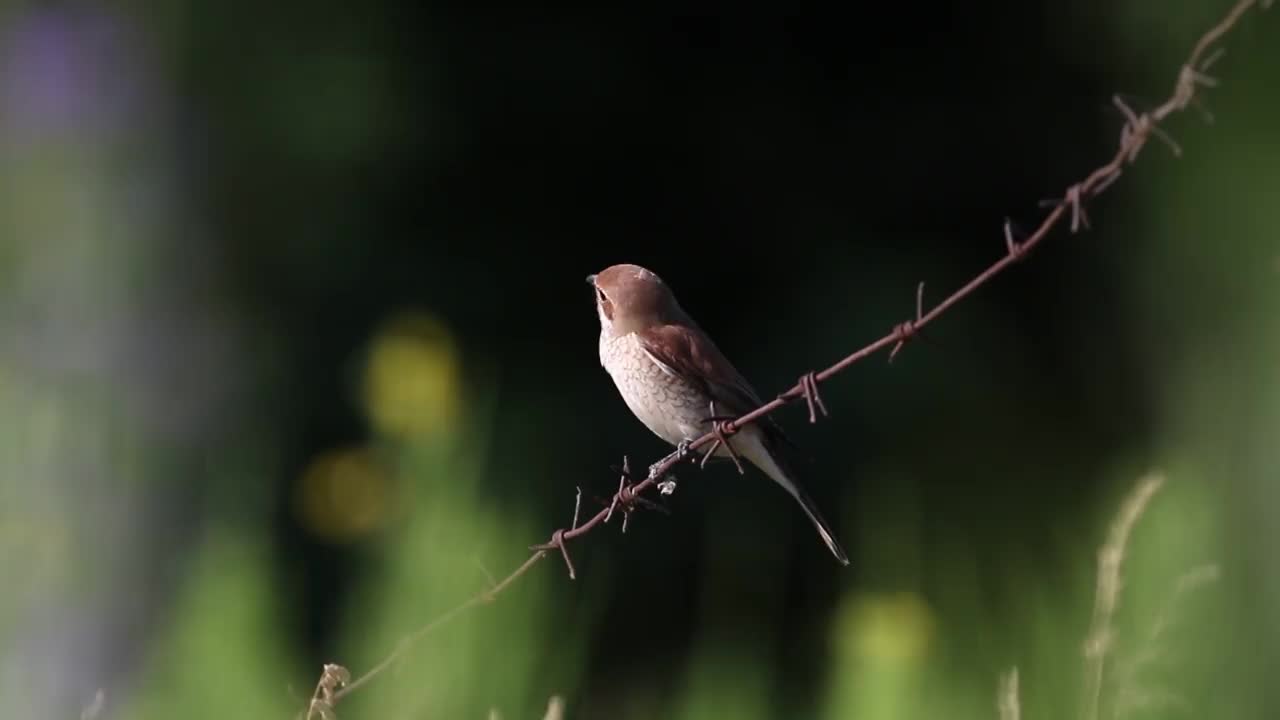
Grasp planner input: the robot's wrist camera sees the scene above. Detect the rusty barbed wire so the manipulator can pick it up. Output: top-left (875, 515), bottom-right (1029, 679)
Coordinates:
top-left (300, 0), bottom-right (1271, 712)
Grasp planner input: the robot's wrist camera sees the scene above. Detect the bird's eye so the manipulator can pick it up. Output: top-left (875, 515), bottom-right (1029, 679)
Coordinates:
top-left (595, 287), bottom-right (613, 320)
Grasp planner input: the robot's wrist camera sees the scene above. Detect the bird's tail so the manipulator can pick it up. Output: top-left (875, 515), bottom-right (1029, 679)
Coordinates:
top-left (737, 429), bottom-right (850, 566)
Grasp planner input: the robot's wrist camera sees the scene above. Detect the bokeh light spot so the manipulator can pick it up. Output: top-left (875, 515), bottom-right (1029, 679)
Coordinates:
top-left (837, 591), bottom-right (935, 665)
top-left (360, 310), bottom-right (462, 442)
top-left (295, 446), bottom-right (389, 542)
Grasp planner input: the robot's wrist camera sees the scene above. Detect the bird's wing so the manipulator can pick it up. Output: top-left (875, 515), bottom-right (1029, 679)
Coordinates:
top-left (634, 323), bottom-right (790, 441)
top-left (636, 325), bottom-right (844, 564)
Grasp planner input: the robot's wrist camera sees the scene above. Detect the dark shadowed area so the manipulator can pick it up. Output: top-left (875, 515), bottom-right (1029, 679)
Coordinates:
top-left (2, 1), bottom-right (1277, 719)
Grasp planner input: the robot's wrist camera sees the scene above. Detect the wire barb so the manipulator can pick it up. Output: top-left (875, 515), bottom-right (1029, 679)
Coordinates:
top-left (530, 530), bottom-right (577, 580)
top-left (1189, 94), bottom-right (1216, 125)
top-left (888, 323), bottom-right (915, 362)
top-left (609, 457), bottom-right (634, 521)
top-left (700, 401), bottom-right (745, 474)
top-left (889, 282), bottom-right (927, 363)
top-left (603, 460), bottom-right (669, 525)
top-left (1067, 184), bottom-right (1091, 232)
top-left (572, 487), bottom-right (582, 531)
top-left (1039, 184), bottom-right (1091, 232)
top-left (797, 371), bottom-right (829, 423)
top-left (302, 664), bottom-right (350, 720)
top-left (605, 474), bottom-right (626, 524)
top-left (701, 422), bottom-right (745, 474)
top-left (1200, 47), bottom-right (1227, 72)
top-left (1117, 94), bottom-right (1184, 158)
top-left (474, 558), bottom-right (498, 593)
top-left (1004, 218), bottom-right (1026, 261)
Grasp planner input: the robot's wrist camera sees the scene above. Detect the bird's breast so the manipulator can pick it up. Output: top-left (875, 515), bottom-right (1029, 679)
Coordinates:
top-left (598, 331), bottom-right (709, 446)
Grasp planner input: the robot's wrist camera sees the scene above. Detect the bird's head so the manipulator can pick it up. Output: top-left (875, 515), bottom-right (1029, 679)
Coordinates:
top-left (586, 263), bottom-right (680, 336)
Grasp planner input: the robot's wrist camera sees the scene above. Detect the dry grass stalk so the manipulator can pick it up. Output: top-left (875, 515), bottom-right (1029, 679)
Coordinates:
top-left (1079, 473), bottom-right (1164, 720)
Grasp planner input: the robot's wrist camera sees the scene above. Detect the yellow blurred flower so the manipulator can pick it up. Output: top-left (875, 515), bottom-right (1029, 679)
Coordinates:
top-left (295, 445), bottom-right (389, 542)
top-left (360, 310), bottom-right (462, 442)
top-left (838, 591), bottom-right (935, 665)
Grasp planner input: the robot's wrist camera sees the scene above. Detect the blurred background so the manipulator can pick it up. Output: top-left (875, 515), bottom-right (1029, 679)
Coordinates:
top-left (1, 1), bottom-right (1276, 718)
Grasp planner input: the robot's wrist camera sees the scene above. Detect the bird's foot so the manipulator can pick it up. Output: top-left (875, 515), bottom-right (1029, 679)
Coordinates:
top-left (647, 458), bottom-right (670, 480)
top-left (649, 442), bottom-right (692, 479)
top-left (657, 477), bottom-right (678, 495)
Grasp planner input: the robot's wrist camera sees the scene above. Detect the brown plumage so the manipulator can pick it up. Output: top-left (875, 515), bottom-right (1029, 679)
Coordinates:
top-left (588, 263), bottom-right (849, 565)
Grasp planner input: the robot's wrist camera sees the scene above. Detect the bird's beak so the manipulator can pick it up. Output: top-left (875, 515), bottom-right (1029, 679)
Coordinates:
top-left (585, 274), bottom-right (597, 286)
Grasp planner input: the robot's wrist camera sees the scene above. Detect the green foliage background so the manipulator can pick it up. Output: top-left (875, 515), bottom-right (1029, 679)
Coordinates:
top-left (1, 2), bottom-right (1275, 718)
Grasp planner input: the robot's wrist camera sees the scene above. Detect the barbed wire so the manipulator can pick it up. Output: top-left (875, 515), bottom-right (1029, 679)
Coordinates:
top-left (300, 1), bottom-right (1272, 716)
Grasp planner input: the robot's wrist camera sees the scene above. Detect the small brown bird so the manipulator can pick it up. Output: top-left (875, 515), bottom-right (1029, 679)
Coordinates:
top-left (588, 263), bottom-right (849, 565)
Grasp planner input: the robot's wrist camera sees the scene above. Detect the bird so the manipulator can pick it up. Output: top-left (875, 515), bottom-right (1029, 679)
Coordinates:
top-left (587, 262), bottom-right (849, 565)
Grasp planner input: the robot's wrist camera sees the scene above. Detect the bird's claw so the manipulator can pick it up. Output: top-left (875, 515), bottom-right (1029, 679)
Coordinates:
top-left (658, 478), bottom-right (678, 495)
top-left (647, 459), bottom-right (672, 480)
top-left (649, 441), bottom-right (693, 479)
